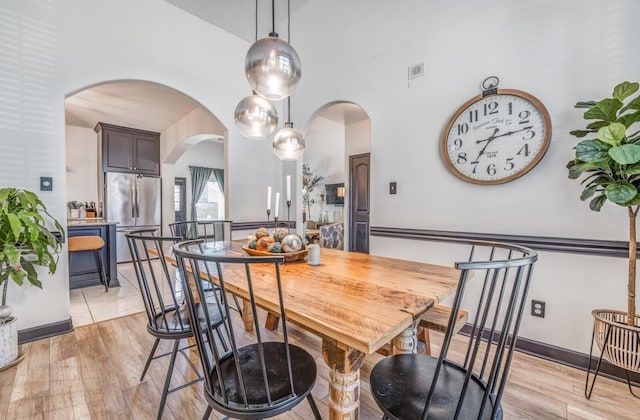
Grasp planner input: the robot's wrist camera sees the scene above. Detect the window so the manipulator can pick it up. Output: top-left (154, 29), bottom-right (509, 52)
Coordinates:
top-left (195, 177), bottom-right (224, 220)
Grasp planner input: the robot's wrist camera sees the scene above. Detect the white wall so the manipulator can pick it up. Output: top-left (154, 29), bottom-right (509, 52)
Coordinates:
top-left (294, 0), bottom-right (640, 353)
top-left (0, 0), bottom-right (286, 331)
top-left (65, 125), bottom-right (98, 207)
top-left (304, 116), bottom-right (345, 222)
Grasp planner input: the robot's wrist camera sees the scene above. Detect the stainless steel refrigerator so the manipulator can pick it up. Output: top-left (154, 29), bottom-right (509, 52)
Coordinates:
top-left (104, 172), bottom-right (162, 263)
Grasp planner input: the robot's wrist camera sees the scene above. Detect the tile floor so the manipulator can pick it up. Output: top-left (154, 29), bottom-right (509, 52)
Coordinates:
top-left (69, 262), bottom-right (147, 327)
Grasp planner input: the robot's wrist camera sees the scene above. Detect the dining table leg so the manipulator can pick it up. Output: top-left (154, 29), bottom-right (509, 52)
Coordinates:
top-left (322, 338), bottom-right (366, 420)
top-left (241, 298), bottom-right (254, 331)
top-left (390, 320), bottom-right (418, 354)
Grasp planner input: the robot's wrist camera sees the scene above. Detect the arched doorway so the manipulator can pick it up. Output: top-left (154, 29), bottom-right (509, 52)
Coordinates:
top-left (303, 101), bottom-right (371, 252)
top-left (64, 79), bottom-right (226, 326)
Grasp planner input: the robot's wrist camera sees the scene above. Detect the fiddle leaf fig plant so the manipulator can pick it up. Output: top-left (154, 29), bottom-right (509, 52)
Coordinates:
top-left (567, 81), bottom-right (640, 326)
top-left (0, 188), bottom-right (64, 311)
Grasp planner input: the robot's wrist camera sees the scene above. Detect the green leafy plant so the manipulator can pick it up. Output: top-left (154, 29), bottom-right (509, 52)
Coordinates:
top-left (0, 188), bottom-right (64, 309)
top-left (567, 81), bottom-right (640, 326)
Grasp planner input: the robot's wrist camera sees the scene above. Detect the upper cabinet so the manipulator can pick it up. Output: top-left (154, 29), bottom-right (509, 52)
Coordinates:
top-left (95, 122), bottom-right (160, 176)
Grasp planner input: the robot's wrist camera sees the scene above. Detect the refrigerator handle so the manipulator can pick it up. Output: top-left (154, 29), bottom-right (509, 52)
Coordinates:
top-left (135, 176), bottom-right (141, 218)
top-left (130, 178), bottom-right (136, 218)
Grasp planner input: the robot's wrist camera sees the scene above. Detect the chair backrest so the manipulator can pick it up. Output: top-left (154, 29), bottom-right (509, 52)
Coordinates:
top-left (319, 222), bottom-right (344, 249)
top-left (125, 232), bottom-right (190, 335)
top-left (173, 240), bottom-right (307, 415)
top-left (423, 241), bottom-right (537, 419)
top-left (169, 220), bottom-right (232, 242)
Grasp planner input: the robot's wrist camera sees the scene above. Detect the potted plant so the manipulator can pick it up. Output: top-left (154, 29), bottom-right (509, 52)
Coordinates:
top-left (67, 200), bottom-right (84, 218)
top-left (0, 188), bottom-right (64, 369)
top-left (567, 81), bottom-right (640, 397)
top-left (302, 163), bottom-right (323, 222)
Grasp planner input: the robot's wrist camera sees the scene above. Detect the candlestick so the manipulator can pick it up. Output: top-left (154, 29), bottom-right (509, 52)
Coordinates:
top-left (274, 192), bottom-right (280, 219)
top-left (286, 175), bottom-right (291, 201)
top-left (274, 216), bottom-right (279, 230)
top-left (267, 186), bottom-right (272, 211)
top-left (266, 208), bottom-right (271, 227)
top-left (286, 200), bottom-right (292, 232)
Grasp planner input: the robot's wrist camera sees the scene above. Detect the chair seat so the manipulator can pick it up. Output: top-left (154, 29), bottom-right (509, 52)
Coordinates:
top-left (68, 235), bottom-right (105, 252)
top-left (370, 354), bottom-right (500, 420)
top-left (207, 342), bottom-right (317, 416)
top-left (150, 298), bottom-right (224, 337)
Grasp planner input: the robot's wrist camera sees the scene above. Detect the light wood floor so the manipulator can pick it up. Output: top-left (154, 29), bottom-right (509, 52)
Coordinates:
top-left (1, 308), bottom-right (639, 419)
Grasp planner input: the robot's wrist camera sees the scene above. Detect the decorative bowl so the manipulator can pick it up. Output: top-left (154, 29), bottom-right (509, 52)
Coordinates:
top-left (242, 246), bottom-right (308, 263)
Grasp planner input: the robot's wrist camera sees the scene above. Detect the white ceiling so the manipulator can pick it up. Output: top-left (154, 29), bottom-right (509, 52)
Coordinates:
top-left (65, 81), bottom-right (200, 132)
top-left (66, 1), bottom-right (494, 135)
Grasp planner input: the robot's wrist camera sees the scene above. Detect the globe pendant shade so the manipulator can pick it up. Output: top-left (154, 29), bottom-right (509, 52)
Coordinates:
top-left (273, 122), bottom-right (305, 161)
top-left (234, 94), bottom-right (278, 140)
top-left (245, 36), bottom-right (301, 101)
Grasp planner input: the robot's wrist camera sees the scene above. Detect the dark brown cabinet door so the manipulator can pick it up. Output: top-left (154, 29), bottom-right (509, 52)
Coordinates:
top-left (97, 123), bottom-right (160, 176)
top-left (104, 130), bottom-right (133, 172)
top-left (134, 134), bottom-right (160, 175)
top-left (349, 153), bottom-right (370, 254)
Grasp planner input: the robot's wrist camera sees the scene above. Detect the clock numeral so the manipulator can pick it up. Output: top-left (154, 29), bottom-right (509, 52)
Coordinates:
top-left (483, 101), bottom-right (498, 116)
top-left (504, 158), bottom-right (515, 171)
top-left (508, 102), bottom-right (513, 115)
top-left (457, 123), bottom-right (468, 135)
top-left (519, 110), bottom-right (530, 124)
top-left (457, 152), bottom-right (468, 164)
top-left (469, 110), bottom-right (478, 122)
top-left (453, 138), bottom-right (463, 150)
top-left (518, 144), bottom-right (530, 157)
top-left (487, 163), bottom-right (496, 176)
top-left (523, 128), bottom-right (535, 140)
top-left (471, 161), bottom-right (479, 174)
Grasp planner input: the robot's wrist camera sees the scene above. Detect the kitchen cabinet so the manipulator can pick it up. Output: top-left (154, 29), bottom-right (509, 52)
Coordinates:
top-left (96, 122), bottom-right (160, 176)
top-left (68, 222), bottom-right (119, 290)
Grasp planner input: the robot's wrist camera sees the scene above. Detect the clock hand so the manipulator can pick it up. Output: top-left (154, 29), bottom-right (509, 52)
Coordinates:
top-left (476, 126), bottom-right (533, 144)
top-left (473, 128), bottom-right (500, 162)
top-left (472, 125), bottom-right (534, 163)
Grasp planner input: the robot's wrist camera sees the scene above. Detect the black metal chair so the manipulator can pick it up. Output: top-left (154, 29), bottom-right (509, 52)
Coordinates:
top-left (126, 232), bottom-right (228, 420)
top-left (170, 220), bottom-right (243, 316)
top-left (173, 239), bottom-right (322, 420)
top-left (169, 220), bottom-right (232, 242)
top-left (370, 241), bottom-right (538, 420)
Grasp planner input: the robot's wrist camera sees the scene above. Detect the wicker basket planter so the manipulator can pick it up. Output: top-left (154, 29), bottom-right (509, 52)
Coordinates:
top-left (586, 309), bottom-right (640, 398)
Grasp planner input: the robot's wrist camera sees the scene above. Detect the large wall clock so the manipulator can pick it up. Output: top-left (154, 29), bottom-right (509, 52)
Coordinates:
top-left (441, 77), bottom-right (552, 185)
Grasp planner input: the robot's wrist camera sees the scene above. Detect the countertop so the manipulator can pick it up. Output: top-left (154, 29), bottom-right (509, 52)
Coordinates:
top-left (67, 218), bottom-right (119, 227)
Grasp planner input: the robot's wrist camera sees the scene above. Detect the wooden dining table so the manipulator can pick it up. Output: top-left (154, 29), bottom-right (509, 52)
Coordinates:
top-left (154, 240), bottom-right (461, 420)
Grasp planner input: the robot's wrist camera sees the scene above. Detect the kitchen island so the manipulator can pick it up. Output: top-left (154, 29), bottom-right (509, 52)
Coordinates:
top-left (67, 219), bottom-right (119, 290)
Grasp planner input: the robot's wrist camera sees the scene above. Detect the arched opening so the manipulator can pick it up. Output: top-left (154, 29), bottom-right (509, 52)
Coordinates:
top-left (302, 101), bottom-right (371, 252)
top-left (64, 79), bottom-right (226, 326)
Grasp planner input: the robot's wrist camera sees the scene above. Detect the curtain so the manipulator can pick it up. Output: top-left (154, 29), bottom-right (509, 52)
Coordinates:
top-left (189, 166), bottom-right (214, 222)
top-left (212, 168), bottom-right (224, 193)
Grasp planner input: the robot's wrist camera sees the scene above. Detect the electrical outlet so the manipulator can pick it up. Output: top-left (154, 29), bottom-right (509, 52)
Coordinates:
top-left (531, 300), bottom-right (545, 318)
top-left (389, 182), bottom-right (397, 194)
top-left (408, 63), bottom-right (424, 80)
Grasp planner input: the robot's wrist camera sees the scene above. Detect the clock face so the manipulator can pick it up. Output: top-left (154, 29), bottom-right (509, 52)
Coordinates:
top-left (441, 89), bottom-right (551, 184)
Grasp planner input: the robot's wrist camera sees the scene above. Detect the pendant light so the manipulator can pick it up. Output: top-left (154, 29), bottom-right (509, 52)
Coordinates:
top-left (245, 0), bottom-right (301, 101)
top-left (273, 0), bottom-right (305, 160)
top-left (234, 1), bottom-right (278, 140)
top-left (273, 99), bottom-right (305, 160)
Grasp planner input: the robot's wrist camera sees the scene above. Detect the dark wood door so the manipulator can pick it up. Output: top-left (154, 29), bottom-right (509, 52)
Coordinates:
top-left (349, 153), bottom-right (370, 254)
top-left (174, 177), bottom-right (187, 222)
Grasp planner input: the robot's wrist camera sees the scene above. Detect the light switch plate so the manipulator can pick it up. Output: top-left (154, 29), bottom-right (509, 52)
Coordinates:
top-left (40, 177), bottom-right (53, 191)
top-left (389, 182), bottom-right (397, 194)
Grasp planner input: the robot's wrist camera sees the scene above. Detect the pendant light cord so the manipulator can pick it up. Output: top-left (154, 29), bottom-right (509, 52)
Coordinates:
top-left (287, 0), bottom-right (292, 123)
top-left (255, 0), bottom-right (258, 41)
top-left (271, 0), bottom-right (276, 34)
